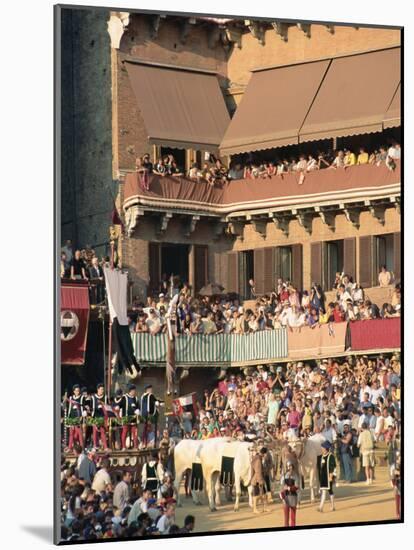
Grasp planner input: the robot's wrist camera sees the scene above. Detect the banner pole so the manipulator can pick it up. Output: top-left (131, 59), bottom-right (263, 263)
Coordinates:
top-left (107, 240), bottom-right (115, 399)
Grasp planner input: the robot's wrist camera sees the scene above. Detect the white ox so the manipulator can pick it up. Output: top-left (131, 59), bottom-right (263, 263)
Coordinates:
top-left (198, 438), bottom-right (254, 511)
top-left (174, 438), bottom-right (255, 511)
top-left (288, 433), bottom-right (326, 502)
top-left (173, 439), bottom-right (205, 507)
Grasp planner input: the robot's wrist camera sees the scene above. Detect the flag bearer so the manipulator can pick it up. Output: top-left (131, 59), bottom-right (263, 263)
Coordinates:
top-left (121, 383), bottom-right (140, 450)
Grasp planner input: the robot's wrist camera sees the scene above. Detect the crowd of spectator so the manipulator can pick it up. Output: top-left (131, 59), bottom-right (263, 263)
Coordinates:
top-left (128, 272), bottom-right (401, 336)
top-left (61, 240), bottom-right (107, 303)
top-left (135, 141), bottom-right (401, 188)
top-left (61, 351), bottom-right (401, 540)
top-left (61, 447), bottom-right (195, 541)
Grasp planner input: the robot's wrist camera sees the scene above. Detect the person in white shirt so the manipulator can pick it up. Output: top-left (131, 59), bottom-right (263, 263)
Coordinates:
top-left (374, 409), bottom-right (385, 441)
top-left (307, 154), bottom-right (318, 171)
top-left (127, 489), bottom-right (152, 525)
top-left (278, 303), bottom-right (291, 327)
top-left (321, 419), bottom-right (337, 444)
top-left (337, 285), bottom-right (353, 309)
top-left (91, 459), bottom-right (112, 495)
top-left (157, 504), bottom-right (176, 534)
top-left (370, 380), bottom-right (386, 405)
top-left (146, 309), bottom-right (162, 335)
top-left (388, 141), bottom-right (401, 160)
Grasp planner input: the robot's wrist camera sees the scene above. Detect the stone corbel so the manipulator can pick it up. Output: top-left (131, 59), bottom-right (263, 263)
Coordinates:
top-left (343, 207), bottom-right (361, 229)
top-left (148, 15), bottom-right (161, 39)
top-left (157, 212), bottom-right (173, 235)
top-left (369, 204), bottom-right (386, 225)
top-left (245, 20), bottom-right (265, 45)
top-left (180, 19), bottom-right (191, 44)
top-left (270, 213), bottom-right (290, 236)
top-left (249, 216), bottom-right (267, 238)
top-left (183, 215), bottom-right (200, 237)
top-left (271, 21), bottom-right (289, 41)
top-left (294, 210), bottom-right (313, 234)
top-left (107, 12), bottom-right (130, 49)
top-left (226, 221), bottom-right (244, 240)
top-left (326, 24), bottom-right (335, 34)
top-left (213, 220), bottom-right (225, 240)
top-left (390, 196), bottom-right (401, 215)
top-left (124, 205), bottom-right (143, 237)
top-left (297, 22), bottom-right (311, 38)
top-left (225, 27), bottom-right (243, 48)
top-left (315, 207), bottom-right (335, 231)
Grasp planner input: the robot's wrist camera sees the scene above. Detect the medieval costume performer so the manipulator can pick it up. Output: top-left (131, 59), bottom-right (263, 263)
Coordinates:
top-left (91, 383), bottom-right (108, 450)
top-left (249, 449), bottom-right (269, 514)
top-left (279, 460), bottom-right (300, 527)
top-left (67, 384), bottom-right (85, 450)
top-left (317, 440), bottom-right (337, 512)
top-left (140, 384), bottom-right (164, 447)
top-left (141, 452), bottom-right (164, 497)
top-left (261, 447), bottom-right (274, 503)
top-left (120, 383), bottom-right (140, 450)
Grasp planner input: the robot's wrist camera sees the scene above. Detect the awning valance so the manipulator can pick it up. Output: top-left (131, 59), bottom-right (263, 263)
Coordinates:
top-left (125, 62), bottom-right (230, 152)
top-left (219, 59), bottom-right (330, 155)
top-left (299, 47), bottom-right (401, 142)
top-left (383, 83), bottom-right (401, 129)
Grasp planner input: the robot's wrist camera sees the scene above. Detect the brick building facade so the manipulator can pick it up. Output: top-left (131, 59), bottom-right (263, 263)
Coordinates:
top-left (59, 9), bottom-right (401, 400)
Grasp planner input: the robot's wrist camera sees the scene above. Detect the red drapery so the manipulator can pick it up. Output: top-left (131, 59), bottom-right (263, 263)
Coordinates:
top-left (61, 281), bottom-right (90, 365)
top-left (349, 318), bottom-right (401, 351)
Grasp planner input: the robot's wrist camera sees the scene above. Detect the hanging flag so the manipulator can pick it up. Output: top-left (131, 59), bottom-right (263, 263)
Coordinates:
top-left (61, 280), bottom-right (90, 365)
top-left (103, 266), bottom-right (140, 374)
top-left (172, 393), bottom-right (198, 417)
top-left (103, 266), bottom-right (129, 325)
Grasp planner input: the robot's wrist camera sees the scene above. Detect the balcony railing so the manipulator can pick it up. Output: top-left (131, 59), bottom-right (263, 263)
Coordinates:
top-left (131, 318), bottom-right (400, 366)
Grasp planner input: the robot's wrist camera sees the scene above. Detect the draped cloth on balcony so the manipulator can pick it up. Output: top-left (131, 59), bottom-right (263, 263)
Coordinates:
top-left (287, 322), bottom-right (348, 360)
top-left (132, 330), bottom-right (288, 366)
top-left (348, 318), bottom-right (401, 351)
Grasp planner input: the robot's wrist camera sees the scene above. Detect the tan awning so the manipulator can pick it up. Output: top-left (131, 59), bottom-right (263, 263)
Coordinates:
top-left (383, 83), bottom-right (401, 129)
top-left (219, 59), bottom-right (331, 155)
top-left (125, 62), bottom-right (230, 151)
top-left (299, 47), bottom-right (401, 142)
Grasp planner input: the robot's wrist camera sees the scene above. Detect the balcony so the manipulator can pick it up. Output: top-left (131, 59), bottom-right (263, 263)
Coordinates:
top-left (122, 161), bottom-right (400, 238)
top-left (131, 318), bottom-right (400, 366)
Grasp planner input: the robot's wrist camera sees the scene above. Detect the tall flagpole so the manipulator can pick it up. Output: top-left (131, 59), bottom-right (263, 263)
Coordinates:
top-left (107, 239), bottom-right (115, 400)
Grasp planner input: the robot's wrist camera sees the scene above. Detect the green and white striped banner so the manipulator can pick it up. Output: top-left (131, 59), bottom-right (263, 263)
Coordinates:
top-left (132, 330), bottom-right (288, 365)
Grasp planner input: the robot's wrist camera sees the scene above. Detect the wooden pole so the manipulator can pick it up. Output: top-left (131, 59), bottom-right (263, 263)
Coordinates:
top-left (107, 240), bottom-right (115, 399)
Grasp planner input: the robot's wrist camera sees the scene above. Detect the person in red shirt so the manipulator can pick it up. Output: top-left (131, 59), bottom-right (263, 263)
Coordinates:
top-left (256, 375), bottom-right (268, 393)
top-left (333, 303), bottom-right (345, 322)
top-left (287, 403), bottom-right (301, 432)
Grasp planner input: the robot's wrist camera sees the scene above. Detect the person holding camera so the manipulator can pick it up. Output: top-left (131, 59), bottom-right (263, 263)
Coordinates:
top-left (279, 460), bottom-right (300, 527)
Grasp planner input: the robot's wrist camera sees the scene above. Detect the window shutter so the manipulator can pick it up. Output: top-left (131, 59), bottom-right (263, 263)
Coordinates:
top-left (274, 247), bottom-right (281, 280)
top-left (359, 236), bottom-right (373, 288)
top-left (149, 242), bottom-right (161, 293)
top-left (291, 244), bottom-right (303, 291)
top-left (310, 242), bottom-right (322, 287)
top-left (194, 245), bottom-right (208, 293)
top-left (227, 252), bottom-right (239, 294)
top-left (394, 232), bottom-right (401, 282)
top-left (343, 238), bottom-right (356, 282)
top-left (254, 249), bottom-right (265, 296)
top-left (263, 247), bottom-right (275, 294)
